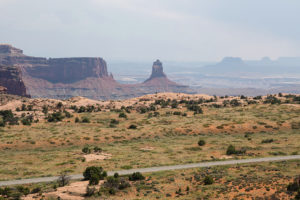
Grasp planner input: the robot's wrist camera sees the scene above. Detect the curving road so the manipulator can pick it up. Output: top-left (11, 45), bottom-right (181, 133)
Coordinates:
top-left (1, 155), bottom-right (300, 186)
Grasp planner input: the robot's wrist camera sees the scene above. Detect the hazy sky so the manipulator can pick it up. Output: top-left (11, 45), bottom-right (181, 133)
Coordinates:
top-left (1, 0), bottom-right (300, 61)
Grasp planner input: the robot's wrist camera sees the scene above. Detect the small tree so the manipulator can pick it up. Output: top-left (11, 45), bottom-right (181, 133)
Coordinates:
top-left (57, 172), bottom-right (70, 187)
top-left (83, 166), bottom-right (107, 181)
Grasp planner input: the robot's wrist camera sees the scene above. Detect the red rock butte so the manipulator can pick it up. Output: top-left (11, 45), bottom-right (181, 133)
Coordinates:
top-left (0, 44), bottom-right (192, 99)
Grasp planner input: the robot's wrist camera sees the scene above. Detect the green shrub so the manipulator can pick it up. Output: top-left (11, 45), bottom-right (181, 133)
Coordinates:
top-left (287, 176), bottom-right (300, 192)
top-left (119, 113), bottom-right (127, 119)
top-left (0, 110), bottom-right (18, 126)
top-left (47, 112), bottom-right (64, 122)
top-left (64, 110), bottom-right (73, 118)
top-left (83, 166), bottom-right (107, 181)
top-left (128, 124), bottom-right (137, 129)
top-left (94, 146), bottom-right (102, 153)
top-left (204, 176), bottom-right (214, 185)
top-left (82, 146), bottom-right (91, 154)
top-left (114, 173), bottom-right (119, 178)
top-left (198, 139), bottom-right (206, 146)
top-left (21, 118), bottom-right (31, 126)
top-left (226, 145), bottom-right (236, 155)
top-left (128, 172), bottom-right (145, 181)
top-left (261, 139), bottom-right (274, 144)
top-left (81, 117), bottom-right (90, 123)
top-left (173, 111), bottom-right (181, 115)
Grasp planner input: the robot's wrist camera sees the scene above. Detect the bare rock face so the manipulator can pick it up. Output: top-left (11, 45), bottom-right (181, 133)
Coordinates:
top-left (140, 59), bottom-right (190, 94)
top-left (0, 65), bottom-right (29, 97)
top-left (0, 44), bottom-right (24, 55)
top-left (144, 59), bottom-right (179, 86)
top-left (26, 57), bottom-right (109, 84)
top-left (145, 59), bottom-right (166, 81)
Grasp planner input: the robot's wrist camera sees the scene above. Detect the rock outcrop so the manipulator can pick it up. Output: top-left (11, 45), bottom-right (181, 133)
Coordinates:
top-left (0, 65), bottom-right (29, 97)
top-left (0, 86), bottom-right (7, 94)
top-left (138, 59), bottom-right (190, 94)
top-left (144, 59), bottom-right (167, 81)
top-left (0, 45), bottom-right (192, 99)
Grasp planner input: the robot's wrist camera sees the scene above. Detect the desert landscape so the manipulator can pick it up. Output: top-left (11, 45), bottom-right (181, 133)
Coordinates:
top-left (0, 92), bottom-right (299, 199)
top-left (1, 1), bottom-right (300, 199)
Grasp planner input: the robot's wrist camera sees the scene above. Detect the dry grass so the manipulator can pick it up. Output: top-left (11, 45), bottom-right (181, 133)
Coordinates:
top-left (0, 93), bottom-right (299, 181)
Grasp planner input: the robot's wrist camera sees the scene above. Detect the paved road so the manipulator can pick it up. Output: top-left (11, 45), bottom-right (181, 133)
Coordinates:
top-left (1, 155), bottom-right (300, 186)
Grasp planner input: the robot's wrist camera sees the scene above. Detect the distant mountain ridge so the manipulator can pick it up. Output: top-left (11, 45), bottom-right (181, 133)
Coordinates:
top-left (200, 56), bottom-right (300, 76)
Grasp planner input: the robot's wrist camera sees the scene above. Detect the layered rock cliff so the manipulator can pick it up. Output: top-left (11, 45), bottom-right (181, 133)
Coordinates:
top-left (0, 45), bottom-right (191, 99)
top-left (0, 65), bottom-right (29, 97)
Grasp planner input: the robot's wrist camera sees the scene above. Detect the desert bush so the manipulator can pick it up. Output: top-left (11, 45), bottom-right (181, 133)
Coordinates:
top-left (110, 119), bottom-right (119, 125)
top-left (82, 146), bottom-right (91, 154)
top-left (21, 117), bottom-right (32, 126)
top-left (198, 139), bottom-right (206, 146)
top-left (81, 117), bottom-right (90, 123)
top-left (47, 112), bottom-right (64, 122)
top-left (287, 175), bottom-right (300, 192)
top-left (226, 145), bottom-right (246, 155)
top-left (264, 95), bottom-right (281, 104)
top-left (128, 124), bottom-right (137, 129)
top-left (187, 104), bottom-right (203, 114)
top-left (129, 172), bottom-right (145, 181)
top-left (63, 110), bottom-right (73, 118)
top-left (75, 117), bottom-right (80, 123)
top-left (42, 105), bottom-right (48, 114)
top-left (94, 146), bottom-right (102, 153)
top-left (173, 111), bottom-right (182, 115)
top-left (0, 110), bottom-right (18, 126)
top-left (230, 99), bottom-right (241, 107)
top-left (83, 166), bottom-right (107, 182)
top-left (56, 102), bottom-right (63, 109)
top-left (114, 173), bottom-right (119, 178)
top-left (204, 176), bottom-right (214, 185)
top-left (27, 105), bottom-right (33, 111)
top-left (78, 106), bottom-right (86, 113)
top-left (226, 145), bottom-right (236, 155)
top-left (21, 104), bottom-right (27, 111)
top-left (171, 100), bottom-right (178, 108)
top-left (291, 121), bottom-right (300, 129)
top-left (119, 112), bottom-right (127, 119)
top-left (261, 139), bottom-right (274, 144)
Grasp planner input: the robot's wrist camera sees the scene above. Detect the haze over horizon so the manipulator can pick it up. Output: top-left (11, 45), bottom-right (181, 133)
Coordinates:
top-left (1, 0), bottom-right (300, 62)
